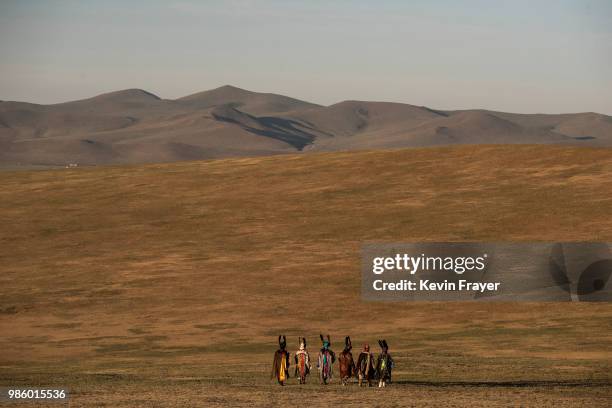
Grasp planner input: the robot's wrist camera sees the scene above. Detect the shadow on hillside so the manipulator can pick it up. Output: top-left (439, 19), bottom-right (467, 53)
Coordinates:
top-left (212, 110), bottom-right (316, 150)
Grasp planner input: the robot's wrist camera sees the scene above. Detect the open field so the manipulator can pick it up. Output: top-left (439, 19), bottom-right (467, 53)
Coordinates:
top-left (1, 145), bottom-right (612, 406)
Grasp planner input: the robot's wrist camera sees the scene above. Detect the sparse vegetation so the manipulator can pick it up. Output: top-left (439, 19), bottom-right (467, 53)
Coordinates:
top-left (1, 145), bottom-right (611, 406)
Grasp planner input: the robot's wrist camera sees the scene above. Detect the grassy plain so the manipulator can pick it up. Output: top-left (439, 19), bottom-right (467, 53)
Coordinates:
top-left (1, 145), bottom-right (612, 406)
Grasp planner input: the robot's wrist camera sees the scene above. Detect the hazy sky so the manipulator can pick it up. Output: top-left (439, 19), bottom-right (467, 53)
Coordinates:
top-left (1, 0), bottom-right (611, 114)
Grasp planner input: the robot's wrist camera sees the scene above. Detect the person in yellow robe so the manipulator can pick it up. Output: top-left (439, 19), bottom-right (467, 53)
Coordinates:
top-left (271, 335), bottom-right (290, 385)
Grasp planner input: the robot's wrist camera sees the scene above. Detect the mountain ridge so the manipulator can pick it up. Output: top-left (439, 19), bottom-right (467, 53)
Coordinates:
top-left (1, 85), bottom-right (611, 168)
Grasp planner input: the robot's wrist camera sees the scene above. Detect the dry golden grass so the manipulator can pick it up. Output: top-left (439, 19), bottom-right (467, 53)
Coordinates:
top-left (1, 145), bottom-right (612, 406)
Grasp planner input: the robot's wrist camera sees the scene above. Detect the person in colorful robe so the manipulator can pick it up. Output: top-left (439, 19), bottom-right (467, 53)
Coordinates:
top-left (271, 335), bottom-right (290, 386)
top-left (356, 343), bottom-right (376, 387)
top-left (294, 337), bottom-right (311, 384)
top-left (376, 339), bottom-right (394, 388)
top-left (317, 334), bottom-right (336, 385)
top-left (338, 336), bottom-right (356, 386)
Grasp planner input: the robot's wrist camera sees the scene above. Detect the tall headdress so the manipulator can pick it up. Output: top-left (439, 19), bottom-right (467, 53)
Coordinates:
top-left (320, 334), bottom-right (331, 348)
top-left (279, 335), bottom-right (286, 350)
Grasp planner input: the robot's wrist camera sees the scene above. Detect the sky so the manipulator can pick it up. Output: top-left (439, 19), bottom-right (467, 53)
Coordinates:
top-left (1, 0), bottom-right (611, 114)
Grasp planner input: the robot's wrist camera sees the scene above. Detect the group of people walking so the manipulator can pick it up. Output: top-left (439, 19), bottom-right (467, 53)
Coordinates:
top-left (272, 335), bottom-right (394, 387)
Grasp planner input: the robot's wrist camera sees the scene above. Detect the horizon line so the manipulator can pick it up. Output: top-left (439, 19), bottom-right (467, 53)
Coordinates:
top-left (2, 84), bottom-right (610, 117)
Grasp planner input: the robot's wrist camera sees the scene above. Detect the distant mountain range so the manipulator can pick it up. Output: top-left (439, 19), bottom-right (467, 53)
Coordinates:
top-left (1, 85), bottom-right (611, 167)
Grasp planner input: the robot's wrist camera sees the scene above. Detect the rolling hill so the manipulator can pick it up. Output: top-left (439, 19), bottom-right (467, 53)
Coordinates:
top-left (1, 85), bottom-right (611, 168)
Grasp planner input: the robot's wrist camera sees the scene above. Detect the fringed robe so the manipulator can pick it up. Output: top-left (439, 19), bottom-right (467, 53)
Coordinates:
top-left (271, 349), bottom-right (290, 382)
top-left (294, 349), bottom-right (311, 378)
top-left (317, 348), bottom-right (336, 380)
top-left (356, 351), bottom-right (375, 381)
top-left (376, 352), bottom-right (394, 381)
top-left (338, 349), bottom-right (356, 379)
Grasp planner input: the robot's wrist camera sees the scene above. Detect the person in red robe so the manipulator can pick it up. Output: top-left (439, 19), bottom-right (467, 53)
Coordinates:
top-left (294, 337), bottom-right (311, 384)
top-left (338, 336), bottom-right (356, 385)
